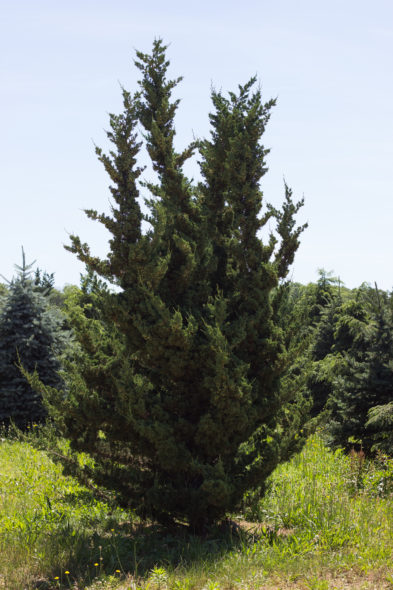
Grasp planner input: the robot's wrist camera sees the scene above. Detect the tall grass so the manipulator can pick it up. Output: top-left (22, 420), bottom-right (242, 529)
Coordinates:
top-left (247, 435), bottom-right (393, 553)
top-left (1, 432), bottom-right (393, 589)
top-left (0, 434), bottom-right (132, 588)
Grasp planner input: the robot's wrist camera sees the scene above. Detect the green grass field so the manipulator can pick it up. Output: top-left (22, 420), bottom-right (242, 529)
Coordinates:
top-left (1, 432), bottom-right (393, 590)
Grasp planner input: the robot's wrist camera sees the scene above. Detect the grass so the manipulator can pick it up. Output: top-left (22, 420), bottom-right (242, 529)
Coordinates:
top-left (1, 431), bottom-right (393, 589)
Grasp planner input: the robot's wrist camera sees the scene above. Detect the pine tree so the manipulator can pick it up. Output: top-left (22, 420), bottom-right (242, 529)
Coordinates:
top-left (43, 40), bottom-right (308, 530)
top-left (0, 250), bottom-right (65, 428)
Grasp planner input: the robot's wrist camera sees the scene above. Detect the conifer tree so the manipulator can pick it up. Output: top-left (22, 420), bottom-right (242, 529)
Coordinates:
top-left (43, 40), bottom-right (308, 530)
top-left (326, 287), bottom-right (393, 452)
top-left (34, 268), bottom-right (55, 295)
top-left (366, 401), bottom-right (393, 454)
top-left (306, 278), bottom-right (343, 418)
top-left (0, 250), bottom-right (65, 428)
top-left (0, 283), bottom-right (7, 302)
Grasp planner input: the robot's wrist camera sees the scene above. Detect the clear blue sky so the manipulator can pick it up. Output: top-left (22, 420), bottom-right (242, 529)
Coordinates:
top-left (1, 0), bottom-right (393, 289)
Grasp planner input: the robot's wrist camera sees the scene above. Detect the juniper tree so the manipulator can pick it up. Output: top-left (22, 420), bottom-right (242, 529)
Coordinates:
top-left (43, 40), bottom-right (308, 530)
top-left (0, 251), bottom-right (65, 428)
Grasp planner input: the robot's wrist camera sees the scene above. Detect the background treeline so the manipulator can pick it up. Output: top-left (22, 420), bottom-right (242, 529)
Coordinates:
top-left (275, 270), bottom-right (393, 455)
top-left (1, 265), bottom-right (392, 457)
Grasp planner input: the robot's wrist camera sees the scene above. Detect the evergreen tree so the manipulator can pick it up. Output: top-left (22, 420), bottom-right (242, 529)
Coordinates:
top-left (0, 250), bottom-right (65, 428)
top-left (366, 400), bottom-right (393, 455)
top-left (0, 283), bottom-right (7, 300)
top-left (287, 271), bottom-right (341, 420)
top-left (34, 268), bottom-right (55, 295)
top-left (306, 290), bottom-right (343, 418)
top-left (326, 287), bottom-right (393, 452)
top-left (42, 40), bottom-right (308, 530)
top-left (308, 269), bottom-right (337, 327)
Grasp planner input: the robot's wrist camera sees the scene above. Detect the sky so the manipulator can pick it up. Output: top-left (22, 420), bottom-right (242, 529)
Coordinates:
top-left (1, 0), bottom-right (393, 290)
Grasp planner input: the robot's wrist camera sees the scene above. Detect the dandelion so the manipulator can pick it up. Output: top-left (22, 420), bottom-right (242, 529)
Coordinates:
top-left (94, 563), bottom-right (99, 567)
top-left (65, 571), bottom-right (70, 575)
top-left (54, 577), bottom-right (59, 580)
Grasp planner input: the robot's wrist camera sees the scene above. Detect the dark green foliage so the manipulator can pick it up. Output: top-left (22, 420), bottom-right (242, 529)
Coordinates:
top-left (34, 268), bottom-right (55, 295)
top-left (366, 401), bottom-right (393, 454)
top-left (45, 40), bottom-right (308, 530)
top-left (0, 251), bottom-right (65, 428)
top-left (307, 294), bottom-right (343, 418)
top-left (310, 271), bottom-right (342, 360)
top-left (279, 271), bottom-right (342, 421)
top-left (328, 293), bottom-right (393, 452)
top-left (308, 269), bottom-right (338, 328)
top-left (305, 281), bottom-right (393, 453)
top-left (269, 281), bottom-right (315, 454)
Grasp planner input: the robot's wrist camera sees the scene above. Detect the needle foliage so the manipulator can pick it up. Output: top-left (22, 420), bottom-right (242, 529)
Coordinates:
top-left (41, 40), bottom-right (308, 531)
top-left (0, 251), bottom-right (65, 428)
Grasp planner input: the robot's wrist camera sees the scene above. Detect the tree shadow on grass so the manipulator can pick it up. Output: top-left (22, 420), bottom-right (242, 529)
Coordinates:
top-left (47, 517), bottom-right (269, 588)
